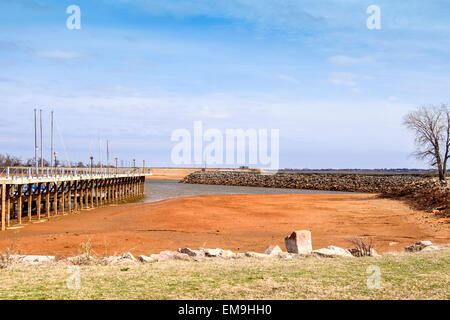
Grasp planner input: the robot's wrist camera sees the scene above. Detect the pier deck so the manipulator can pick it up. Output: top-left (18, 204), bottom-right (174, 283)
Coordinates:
top-left (0, 167), bottom-right (151, 231)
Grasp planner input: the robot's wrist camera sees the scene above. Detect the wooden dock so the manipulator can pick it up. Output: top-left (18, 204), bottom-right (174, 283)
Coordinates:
top-left (0, 167), bottom-right (151, 231)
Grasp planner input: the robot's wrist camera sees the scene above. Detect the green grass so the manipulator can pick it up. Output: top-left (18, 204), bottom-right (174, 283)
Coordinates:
top-left (0, 251), bottom-right (448, 300)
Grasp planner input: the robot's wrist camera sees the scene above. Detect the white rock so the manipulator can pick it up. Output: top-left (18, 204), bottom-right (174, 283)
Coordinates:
top-left (158, 251), bottom-right (190, 262)
top-left (420, 245), bottom-right (441, 252)
top-left (121, 252), bottom-right (137, 262)
top-left (178, 248), bottom-right (205, 257)
top-left (245, 252), bottom-right (271, 258)
top-left (204, 248), bottom-right (223, 257)
top-left (278, 252), bottom-right (295, 259)
top-left (138, 255), bottom-right (156, 263)
top-left (17, 255), bottom-right (55, 265)
top-left (204, 248), bottom-right (234, 258)
top-left (313, 246), bottom-right (354, 258)
top-left (284, 230), bottom-right (312, 255)
top-left (220, 250), bottom-right (236, 259)
top-left (370, 248), bottom-right (380, 257)
top-left (106, 252), bottom-right (138, 265)
top-left (264, 245), bottom-right (283, 256)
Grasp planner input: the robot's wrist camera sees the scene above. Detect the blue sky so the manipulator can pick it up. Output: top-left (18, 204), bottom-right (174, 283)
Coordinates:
top-left (1, 0), bottom-right (449, 168)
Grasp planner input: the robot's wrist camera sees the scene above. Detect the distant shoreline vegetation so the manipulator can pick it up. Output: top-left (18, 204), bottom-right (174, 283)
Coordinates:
top-left (0, 153), bottom-right (97, 168)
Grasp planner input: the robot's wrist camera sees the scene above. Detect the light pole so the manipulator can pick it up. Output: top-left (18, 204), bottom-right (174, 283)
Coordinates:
top-left (90, 156), bottom-right (94, 176)
top-left (115, 157), bottom-right (118, 174)
top-left (34, 109), bottom-right (38, 173)
top-left (40, 109), bottom-right (43, 170)
top-left (53, 152), bottom-right (58, 168)
top-left (50, 111), bottom-right (54, 167)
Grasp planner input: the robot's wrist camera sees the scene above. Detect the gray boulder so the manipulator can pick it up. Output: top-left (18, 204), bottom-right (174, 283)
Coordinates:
top-left (178, 248), bottom-right (205, 257)
top-left (138, 255), bottom-right (156, 263)
top-left (405, 240), bottom-right (433, 252)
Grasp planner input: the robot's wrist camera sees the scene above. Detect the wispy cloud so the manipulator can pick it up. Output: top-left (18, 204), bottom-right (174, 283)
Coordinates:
top-left (36, 50), bottom-right (85, 60)
top-left (3, 0), bottom-right (50, 11)
top-left (0, 40), bottom-right (22, 52)
top-left (276, 74), bottom-right (301, 85)
top-left (112, 0), bottom-right (324, 30)
top-left (329, 72), bottom-right (357, 87)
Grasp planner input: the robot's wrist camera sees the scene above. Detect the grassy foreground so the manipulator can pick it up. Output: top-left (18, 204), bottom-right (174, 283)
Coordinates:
top-left (0, 250), bottom-right (448, 300)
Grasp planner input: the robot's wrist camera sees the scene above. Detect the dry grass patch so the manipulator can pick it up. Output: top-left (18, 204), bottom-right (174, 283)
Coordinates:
top-left (0, 250), bottom-right (448, 300)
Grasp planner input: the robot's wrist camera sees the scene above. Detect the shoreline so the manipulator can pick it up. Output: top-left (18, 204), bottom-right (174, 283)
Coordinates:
top-left (0, 193), bottom-right (448, 258)
top-left (146, 168), bottom-right (257, 181)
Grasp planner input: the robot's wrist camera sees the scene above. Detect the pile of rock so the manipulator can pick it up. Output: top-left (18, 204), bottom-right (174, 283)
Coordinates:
top-left (381, 180), bottom-right (449, 216)
top-left (0, 255), bottom-right (55, 267)
top-left (1, 231), bottom-right (445, 269)
top-left (405, 240), bottom-right (437, 252)
top-left (135, 230), bottom-right (375, 262)
top-left (101, 252), bottom-right (138, 265)
top-left (180, 171), bottom-right (429, 194)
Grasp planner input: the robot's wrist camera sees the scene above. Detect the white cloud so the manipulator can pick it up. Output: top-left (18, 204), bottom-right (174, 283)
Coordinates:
top-left (37, 50), bottom-right (84, 59)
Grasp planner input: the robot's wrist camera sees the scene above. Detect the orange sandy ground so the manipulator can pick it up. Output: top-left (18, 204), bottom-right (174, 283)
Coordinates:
top-left (0, 194), bottom-right (448, 258)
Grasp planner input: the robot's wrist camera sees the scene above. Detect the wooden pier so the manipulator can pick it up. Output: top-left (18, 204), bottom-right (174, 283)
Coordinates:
top-left (0, 167), bottom-right (151, 231)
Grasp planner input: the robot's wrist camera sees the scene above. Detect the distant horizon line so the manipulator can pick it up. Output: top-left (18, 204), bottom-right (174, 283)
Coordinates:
top-left (1, 166), bottom-right (433, 172)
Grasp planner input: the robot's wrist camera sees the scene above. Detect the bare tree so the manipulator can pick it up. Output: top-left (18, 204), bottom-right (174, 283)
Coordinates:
top-left (444, 107), bottom-right (450, 176)
top-left (349, 237), bottom-right (376, 257)
top-left (76, 161), bottom-right (86, 168)
top-left (403, 104), bottom-right (450, 181)
top-left (0, 154), bottom-right (23, 167)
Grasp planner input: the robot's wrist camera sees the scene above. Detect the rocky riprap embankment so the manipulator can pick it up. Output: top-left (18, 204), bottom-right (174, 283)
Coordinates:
top-left (180, 171), bottom-right (428, 193)
top-left (380, 179), bottom-right (449, 217)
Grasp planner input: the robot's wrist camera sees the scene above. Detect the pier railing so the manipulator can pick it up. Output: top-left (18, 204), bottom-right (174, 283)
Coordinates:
top-left (0, 166), bottom-right (152, 181)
